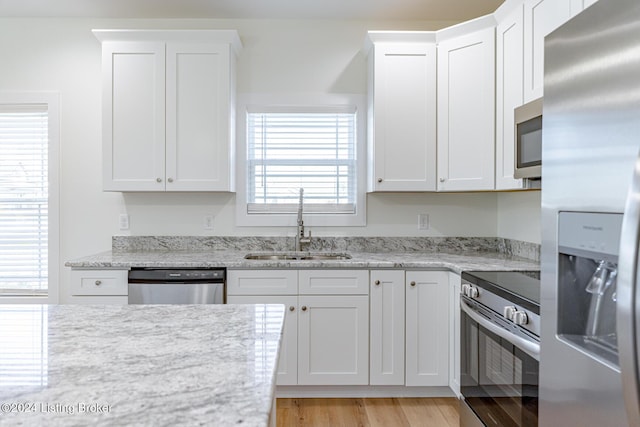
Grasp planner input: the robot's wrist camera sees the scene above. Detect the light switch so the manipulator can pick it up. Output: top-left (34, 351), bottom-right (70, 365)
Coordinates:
top-left (204, 215), bottom-right (214, 230)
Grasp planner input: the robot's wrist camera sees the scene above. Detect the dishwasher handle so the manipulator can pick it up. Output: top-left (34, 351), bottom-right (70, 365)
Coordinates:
top-left (128, 268), bottom-right (225, 283)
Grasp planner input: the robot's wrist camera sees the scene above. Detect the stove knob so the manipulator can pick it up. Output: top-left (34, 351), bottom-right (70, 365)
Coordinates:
top-left (461, 284), bottom-right (470, 296)
top-left (513, 311), bottom-right (529, 326)
top-left (503, 306), bottom-right (517, 320)
top-left (468, 286), bottom-right (479, 299)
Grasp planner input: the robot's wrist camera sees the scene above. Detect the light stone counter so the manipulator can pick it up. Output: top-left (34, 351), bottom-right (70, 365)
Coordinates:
top-left (65, 249), bottom-right (539, 273)
top-left (0, 304), bottom-right (284, 427)
top-left (65, 236), bottom-right (540, 272)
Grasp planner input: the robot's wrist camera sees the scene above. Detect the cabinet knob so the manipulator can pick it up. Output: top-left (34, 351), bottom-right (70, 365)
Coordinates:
top-left (301, 306), bottom-right (308, 311)
top-left (95, 280), bottom-right (102, 286)
top-left (410, 281), bottom-right (416, 287)
top-left (168, 177), bottom-right (174, 183)
top-left (289, 306), bottom-right (295, 312)
top-left (377, 178), bottom-right (383, 183)
top-left (439, 178), bottom-right (445, 183)
top-left (156, 178), bottom-right (162, 183)
top-left (375, 280), bottom-right (381, 286)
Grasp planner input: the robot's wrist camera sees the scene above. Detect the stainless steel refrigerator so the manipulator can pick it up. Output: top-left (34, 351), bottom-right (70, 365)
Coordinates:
top-left (541, 0), bottom-right (640, 425)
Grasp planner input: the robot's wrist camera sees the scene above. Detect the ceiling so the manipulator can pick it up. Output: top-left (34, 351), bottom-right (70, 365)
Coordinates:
top-left (0, 0), bottom-right (505, 21)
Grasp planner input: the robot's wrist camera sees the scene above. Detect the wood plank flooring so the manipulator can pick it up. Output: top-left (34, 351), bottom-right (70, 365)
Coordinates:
top-left (276, 397), bottom-right (459, 427)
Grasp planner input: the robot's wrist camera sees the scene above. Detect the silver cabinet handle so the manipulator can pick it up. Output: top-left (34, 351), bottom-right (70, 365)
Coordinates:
top-left (377, 178), bottom-right (383, 183)
top-left (94, 280), bottom-right (102, 286)
top-left (156, 178), bottom-right (162, 183)
top-left (439, 178), bottom-right (445, 182)
top-left (301, 306), bottom-right (307, 311)
top-left (618, 149), bottom-right (640, 426)
top-left (410, 281), bottom-right (416, 287)
top-left (374, 280), bottom-right (380, 285)
top-left (289, 306), bottom-right (295, 312)
top-left (168, 178), bottom-right (174, 183)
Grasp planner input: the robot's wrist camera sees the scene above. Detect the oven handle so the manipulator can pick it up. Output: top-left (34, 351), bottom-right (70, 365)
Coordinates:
top-left (460, 299), bottom-right (540, 361)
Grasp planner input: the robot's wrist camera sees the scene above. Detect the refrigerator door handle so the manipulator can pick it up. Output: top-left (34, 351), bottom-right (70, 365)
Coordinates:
top-left (618, 150), bottom-right (640, 426)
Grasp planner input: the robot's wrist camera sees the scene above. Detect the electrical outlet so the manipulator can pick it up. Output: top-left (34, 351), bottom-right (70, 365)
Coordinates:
top-left (204, 215), bottom-right (214, 230)
top-left (119, 214), bottom-right (130, 230)
top-left (418, 213), bottom-right (429, 230)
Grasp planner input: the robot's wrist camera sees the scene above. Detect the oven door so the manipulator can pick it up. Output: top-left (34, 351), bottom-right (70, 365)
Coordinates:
top-left (460, 297), bottom-right (539, 427)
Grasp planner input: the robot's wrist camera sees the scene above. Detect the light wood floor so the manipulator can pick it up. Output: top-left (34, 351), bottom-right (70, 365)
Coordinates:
top-left (276, 397), bottom-right (459, 427)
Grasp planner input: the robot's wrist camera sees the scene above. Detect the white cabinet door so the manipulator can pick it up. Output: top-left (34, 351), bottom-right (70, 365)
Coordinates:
top-left (448, 273), bottom-right (462, 397)
top-left (166, 42), bottom-right (234, 191)
top-left (97, 30), bottom-right (240, 192)
top-left (227, 270), bottom-right (298, 295)
top-left (523, 0), bottom-right (577, 102)
top-left (367, 38), bottom-right (437, 192)
top-left (496, 4), bottom-right (526, 190)
top-left (102, 41), bottom-right (166, 191)
top-left (70, 269), bottom-right (129, 296)
top-left (369, 270), bottom-right (405, 385)
top-left (298, 269), bottom-right (369, 295)
top-left (227, 295), bottom-right (298, 386)
top-left (405, 271), bottom-right (449, 386)
top-left (298, 295), bottom-right (369, 385)
top-left (437, 27), bottom-right (496, 191)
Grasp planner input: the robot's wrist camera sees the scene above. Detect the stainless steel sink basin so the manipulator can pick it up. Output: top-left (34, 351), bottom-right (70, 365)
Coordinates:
top-left (244, 252), bottom-right (352, 261)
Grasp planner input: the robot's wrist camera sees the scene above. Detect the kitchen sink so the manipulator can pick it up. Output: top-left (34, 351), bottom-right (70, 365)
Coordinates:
top-left (244, 252), bottom-right (352, 261)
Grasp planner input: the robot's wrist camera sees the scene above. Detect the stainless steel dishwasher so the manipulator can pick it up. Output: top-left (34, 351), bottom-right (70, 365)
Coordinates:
top-left (128, 268), bottom-right (225, 304)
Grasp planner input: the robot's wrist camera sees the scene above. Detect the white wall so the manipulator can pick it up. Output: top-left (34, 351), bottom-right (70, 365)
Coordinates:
top-left (497, 191), bottom-right (541, 244)
top-left (0, 17), bottom-right (541, 302)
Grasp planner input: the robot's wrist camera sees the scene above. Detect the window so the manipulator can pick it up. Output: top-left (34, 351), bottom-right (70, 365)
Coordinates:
top-left (0, 93), bottom-right (58, 301)
top-left (237, 94), bottom-right (366, 227)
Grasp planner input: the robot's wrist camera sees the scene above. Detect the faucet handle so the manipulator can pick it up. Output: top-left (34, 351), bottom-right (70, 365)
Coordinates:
top-left (300, 229), bottom-right (312, 244)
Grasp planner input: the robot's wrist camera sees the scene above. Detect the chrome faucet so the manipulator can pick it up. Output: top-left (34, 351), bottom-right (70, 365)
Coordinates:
top-left (295, 188), bottom-right (312, 251)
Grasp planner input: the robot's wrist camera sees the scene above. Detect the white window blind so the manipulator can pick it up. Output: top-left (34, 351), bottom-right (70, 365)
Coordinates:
top-left (0, 105), bottom-right (48, 295)
top-left (0, 305), bottom-right (48, 387)
top-left (247, 108), bottom-right (357, 215)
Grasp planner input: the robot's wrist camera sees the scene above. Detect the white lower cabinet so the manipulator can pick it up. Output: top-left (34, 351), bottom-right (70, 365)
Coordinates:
top-left (230, 268), bottom-right (452, 390)
top-left (405, 271), bottom-right (450, 386)
top-left (369, 270), bottom-right (406, 385)
top-left (298, 295), bottom-right (369, 385)
top-left (70, 269), bottom-right (128, 296)
top-left (227, 269), bottom-right (369, 386)
top-left (448, 273), bottom-right (462, 396)
top-left (369, 270), bottom-right (450, 387)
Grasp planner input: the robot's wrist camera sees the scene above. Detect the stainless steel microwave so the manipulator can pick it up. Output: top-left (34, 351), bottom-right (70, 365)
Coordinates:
top-left (514, 97), bottom-right (543, 179)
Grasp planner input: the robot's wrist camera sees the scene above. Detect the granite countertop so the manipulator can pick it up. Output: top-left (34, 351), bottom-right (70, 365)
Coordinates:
top-left (0, 304), bottom-right (285, 427)
top-left (65, 249), bottom-right (539, 273)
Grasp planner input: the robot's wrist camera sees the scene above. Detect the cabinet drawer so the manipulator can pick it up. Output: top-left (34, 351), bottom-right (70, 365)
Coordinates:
top-left (227, 270), bottom-right (298, 295)
top-left (70, 269), bottom-right (128, 296)
top-left (299, 270), bottom-right (369, 295)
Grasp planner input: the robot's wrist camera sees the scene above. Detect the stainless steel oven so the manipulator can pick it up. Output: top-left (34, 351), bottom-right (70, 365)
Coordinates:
top-left (460, 271), bottom-right (540, 427)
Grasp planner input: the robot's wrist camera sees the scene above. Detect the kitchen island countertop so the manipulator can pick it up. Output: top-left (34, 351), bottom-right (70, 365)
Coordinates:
top-left (0, 304), bottom-right (284, 427)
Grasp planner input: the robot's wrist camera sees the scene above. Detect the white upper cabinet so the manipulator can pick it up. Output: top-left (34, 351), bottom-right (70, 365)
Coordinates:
top-left (495, 2), bottom-right (526, 190)
top-left (94, 30), bottom-right (241, 192)
top-left (365, 32), bottom-right (437, 192)
top-left (523, 0), bottom-right (580, 102)
top-left (436, 17), bottom-right (496, 191)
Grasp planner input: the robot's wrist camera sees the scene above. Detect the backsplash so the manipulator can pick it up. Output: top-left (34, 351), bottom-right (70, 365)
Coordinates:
top-left (113, 236), bottom-right (540, 262)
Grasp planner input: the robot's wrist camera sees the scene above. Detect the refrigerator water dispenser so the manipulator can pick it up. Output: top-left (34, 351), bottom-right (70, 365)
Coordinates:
top-left (557, 212), bottom-right (623, 368)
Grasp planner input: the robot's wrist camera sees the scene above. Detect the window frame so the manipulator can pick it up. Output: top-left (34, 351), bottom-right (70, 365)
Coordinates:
top-left (236, 93), bottom-right (366, 227)
top-left (0, 92), bottom-right (59, 304)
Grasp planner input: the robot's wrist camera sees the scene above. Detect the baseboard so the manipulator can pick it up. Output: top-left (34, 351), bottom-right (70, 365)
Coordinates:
top-left (276, 385), bottom-right (455, 398)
